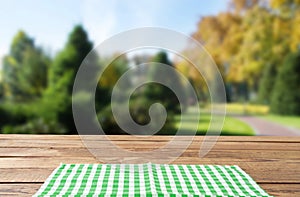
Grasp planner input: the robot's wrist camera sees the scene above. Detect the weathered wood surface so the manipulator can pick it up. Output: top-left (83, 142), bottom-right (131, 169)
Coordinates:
top-left (0, 135), bottom-right (299, 196)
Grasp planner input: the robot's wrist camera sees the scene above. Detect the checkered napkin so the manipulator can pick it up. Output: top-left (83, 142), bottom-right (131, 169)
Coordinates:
top-left (34, 163), bottom-right (271, 196)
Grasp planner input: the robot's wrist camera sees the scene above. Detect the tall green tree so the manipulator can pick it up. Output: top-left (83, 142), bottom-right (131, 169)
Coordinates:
top-left (257, 63), bottom-right (277, 104)
top-left (45, 25), bottom-right (93, 133)
top-left (0, 81), bottom-right (3, 100)
top-left (18, 48), bottom-right (49, 97)
top-left (49, 25), bottom-right (93, 90)
top-left (270, 51), bottom-right (300, 115)
top-left (2, 31), bottom-right (49, 100)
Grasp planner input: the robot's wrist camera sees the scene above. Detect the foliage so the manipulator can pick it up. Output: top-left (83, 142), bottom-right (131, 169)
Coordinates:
top-left (271, 51), bottom-right (300, 115)
top-left (0, 102), bottom-right (36, 133)
top-left (98, 97), bottom-right (176, 135)
top-left (49, 25), bottom-right (93, 92)
top-left (97, 52), bottom-right (183, 135)
top-left (145, 51), bottom-right (187, 113)
top-left (2, 31), bottom-right (49, 101)
top-left (175, 51), bottom-right (210, 102)
top-left (0, 81), bottom-right (3, 99)
top-left (1, 1), bottom-right (300, 134)
top-left (99, 54), bottom-right (130, 89)
top-left (45, 25), bottom-right (93, 134)
top-left (0, 25), bottom-right (101, 134)
top-left (2, 118), bottom-right (65, 134)
top-left (0, 99), bottom-right (69, 134)
top-left (257, 63), bottom-right (277, 104)
top-left (192, 0), bottom-right (300, 102)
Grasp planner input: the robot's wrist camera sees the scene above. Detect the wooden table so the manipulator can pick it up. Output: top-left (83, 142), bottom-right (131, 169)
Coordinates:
top-left (0, 135), bottom-right (299, 196)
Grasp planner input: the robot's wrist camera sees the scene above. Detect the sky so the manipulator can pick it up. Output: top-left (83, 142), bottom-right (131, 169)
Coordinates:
top-left (0, 0), bottom-right (229, 66)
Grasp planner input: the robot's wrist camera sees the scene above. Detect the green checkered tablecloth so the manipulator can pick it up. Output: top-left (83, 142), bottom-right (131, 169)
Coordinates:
top-left (34, 163), bottom-right (271, 197)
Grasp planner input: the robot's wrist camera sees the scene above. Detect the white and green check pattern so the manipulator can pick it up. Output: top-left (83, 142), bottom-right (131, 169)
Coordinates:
top-left (34, 163), bottom-right (271, 197)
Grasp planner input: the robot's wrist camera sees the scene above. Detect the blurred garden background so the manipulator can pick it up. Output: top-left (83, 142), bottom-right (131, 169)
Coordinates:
top-left (0, 0), bottom-right (299, 135)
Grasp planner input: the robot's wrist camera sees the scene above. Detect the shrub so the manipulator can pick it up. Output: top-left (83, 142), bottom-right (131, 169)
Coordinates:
top-left (2, 118), bottom-right (66, 134)
top-left (98, 97), bottom-right (176, 135)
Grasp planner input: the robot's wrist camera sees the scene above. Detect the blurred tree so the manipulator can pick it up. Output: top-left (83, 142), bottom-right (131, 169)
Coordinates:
top-left (257, 63), bottom-right (277, 104)
top-left (98, 97), bottom-right (176, 135)
top-left (271, 51), bottom-right (300, 115)
top-left (145, 51), bottom-right (187, 113)
top-left (98, 51), bottom-right (186, 135)
top-left (10, 31), bottom-right (34, 62)
top-left (99, 54), bottom-right (130, 89)
top-left (45, 25), bottom-right (93, 134)
top-left (193, 13), bottom-right (241, 73)
top-left (193, 12), bottom-right (245, 100)
top-left (229, 0), bottom-right (259, 14)
top-left (0, 75), bottom-right (3, 100)
top-left (2, 118), bottom-right (66, 134)
top-left (229, 6), bottom-right (275, 92)
top-left (96, 55), bottom-right (129, 135)
top-left (291, 11), bottom-right (300, 51)
top-left (175, 54), bottom-right (209, 102)
top-left (49, 25), bottom-right (93, 90)
top-left (18, 48), bottom-right (49, 97)
top-left (192, 0), bottom-right (300, 102)
top-left (270, 0), bottom-right (300, 17)
top-left (2, 31), bottom-right (49, 100)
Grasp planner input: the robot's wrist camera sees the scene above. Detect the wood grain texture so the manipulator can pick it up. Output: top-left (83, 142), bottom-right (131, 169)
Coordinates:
top-left (0, 135), bottom-right (299, 196)
top-left (0, 183), bottom-right (299, 197)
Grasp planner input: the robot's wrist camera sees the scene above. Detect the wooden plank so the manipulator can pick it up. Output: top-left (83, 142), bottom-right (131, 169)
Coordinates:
top-left (0, 134), bottom-right (300, 142)
top-left (82, 135), bottom-right (300, 142)
top-left (0, 183), bottom-right (299, 197)
top-left (0, 147), bottom-right (93, 157)
top-left (1, 139), bottom-right (299, 151)
top-left (260, 184), bottom-right (300, 197)
top-left (0, 168), bottom-right (53, 183)
top-left (0, 147), bottom-right (299, 160)
top-left (0, 184), bottom-right (41, 197)
top-left (0, 135), bottom-right (299, 196)
top-left (85, 141), bottom-right (300, 151)
top-left (0, 157), bottom-right (99, 168)
top-left (0, 159), bottom-right (299, 183)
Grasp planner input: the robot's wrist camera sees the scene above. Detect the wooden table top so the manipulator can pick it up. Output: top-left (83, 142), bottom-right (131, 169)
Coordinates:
top-left (0, 135), bottom-right (299, 196)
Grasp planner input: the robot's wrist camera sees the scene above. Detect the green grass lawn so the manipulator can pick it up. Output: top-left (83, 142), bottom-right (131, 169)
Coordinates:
top-left (159, 106), bottom-right (255, 136)
top-left (217, 103), bottom-right (300, 130)
top-left (261, 115), bottom-right (300, 129)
